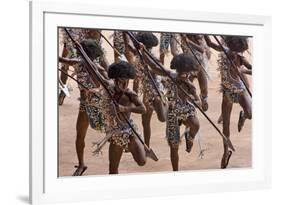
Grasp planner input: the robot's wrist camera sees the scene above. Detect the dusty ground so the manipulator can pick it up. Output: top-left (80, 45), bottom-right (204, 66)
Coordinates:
top-left (58, 31), bottom-right (252, 176)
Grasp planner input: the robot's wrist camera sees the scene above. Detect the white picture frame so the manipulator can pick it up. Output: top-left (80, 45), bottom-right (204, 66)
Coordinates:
top-left (29, 0), bottom-right (272, 204)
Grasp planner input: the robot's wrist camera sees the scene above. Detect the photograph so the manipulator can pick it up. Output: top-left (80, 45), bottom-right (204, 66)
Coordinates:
top-left (58, 28), bottom-right (252, 176)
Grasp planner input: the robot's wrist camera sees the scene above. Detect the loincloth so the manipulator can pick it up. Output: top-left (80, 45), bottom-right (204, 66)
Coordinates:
top-left (107, 120), bottom-right (139, 152)
top-left (79, 90), bottom-right (105, 132)
top-left (113, 31), bottom-right (125, 55)
top-left (166, 99), bottom-right (196, 147)
top-left (218, 53), bottom-right (246, 103)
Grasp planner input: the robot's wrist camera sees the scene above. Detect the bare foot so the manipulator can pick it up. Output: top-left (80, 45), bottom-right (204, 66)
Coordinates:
top-left (200, 95), bottom-right (208, 112)
top-left (58, 92), bottom-right (66, 106)
top-left (217, 115), bottom-right (223, 124)
top-left (221, 150), bottom-right (232, 169)
top-left (185, 131), bottom-right (194, 153)
top-left (238, 111), bottom-right (246, 132)
top-left (72, 165), bottom-right (88, 176)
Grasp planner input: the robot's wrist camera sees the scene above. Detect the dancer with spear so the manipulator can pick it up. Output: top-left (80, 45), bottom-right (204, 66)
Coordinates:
top-left (59, 36), bottom-right (106, 175)
top-left (204, 35), bottom-right (252, 168)
top-left (127, 32), bottom-right (168, 148)
top-left (126, 31), bottom-right (235, 170)
top-left (64, 29), bottom-right (159, 174)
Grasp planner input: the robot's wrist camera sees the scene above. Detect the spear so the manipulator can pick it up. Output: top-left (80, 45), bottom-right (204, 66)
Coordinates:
top-left (126, 31), bottom-right (235, 152)
top-left (64, 28), bottom-right (158, 161)
top-left (97, 30), bottom-right (128, 62)
top-left (126, 32), bottom-right (166, 105)
top-left (175, 34), bottom-right (211, 80)
top-left (213, 35), bottom-right (252, 97)
top-left (58, 78), bottom-right (71, 97)
top-left (92, 134), bottom-right (112, 156)
top-left (58, 68), bottom-right (101, 102)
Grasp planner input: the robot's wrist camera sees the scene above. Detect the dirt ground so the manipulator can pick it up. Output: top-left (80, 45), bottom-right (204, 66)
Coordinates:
top-left (58, 31), bottom-right (252, 176)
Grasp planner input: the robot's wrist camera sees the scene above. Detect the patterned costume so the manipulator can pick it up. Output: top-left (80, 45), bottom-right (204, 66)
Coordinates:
top-left (60, 28), bottom-right (87, 58)
top-left (181, 36), bottom-right (210, 75)
top-left (107, 119), bottom-right (139, 152)
top-left (113, 31), bottom-right (125, 55)
top-left (72, 58), bottom-right (105, 131)
top-left (160, 33), bottom-right (179, 54)
top-left (165, 77), bottom-right (196, 147)
top-left (217, 51), bottom-right (246, 103)
top-left (134, 55), bottom-right (165, 107)
top-left (90, 86), bottom-right (141, 152)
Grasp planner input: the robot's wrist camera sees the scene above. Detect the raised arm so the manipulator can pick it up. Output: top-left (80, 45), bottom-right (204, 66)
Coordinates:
top-left (123, 90), bottom-right (146, 114)
top-left (204, 35), bottom-right (223, 51)
top-left (99, 55), bottom-right (109, 72)
top-left (184, 79), bottom-right (200, 103)
top-left (140, 45), bottom-right (174, 77)
top-left (59, 57), bottom-right (80, 66)
top-left (123, 32), bottom-right (138, 55)
top-left (240, 55), bottom-right (252, 70)
top-left (181, 35), bottom-right (204, 53)
top-left (88, 61), bottom-right (113, 88)
top-left (129, 92), bottom-right (146, 114)
top-left (240, 68), bottom-right (252, 75)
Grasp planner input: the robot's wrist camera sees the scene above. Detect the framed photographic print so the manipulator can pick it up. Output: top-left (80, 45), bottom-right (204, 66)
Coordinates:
top-left (30, 0), bottom-right (271, 204)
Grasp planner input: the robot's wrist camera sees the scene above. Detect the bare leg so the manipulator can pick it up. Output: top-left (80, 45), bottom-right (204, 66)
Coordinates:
top-left (153, 96), bottom-right (167, 122)
top-left (60, 44), bottom-right (69, 83)
top-left (128, 135), bottom-right (146, 166)
top-left (183, 115), bottom-right (200, 153)
top-left (169, 144), bottom-right (179, 171)
top-left (160, 52), bottom-right (165, 65)
top-left (124, 49), bottom-right (135, 65)
top-left (142, 104), bottom-right (153, 147)
top-left (133, 78), bottom-right (140, 94)
top-left (100, 55), bottom-right (110, 70)
top-left (240, 73), bottom-right (250, 90)
top-left (217, 93), bottom-right (224, 124)
top-left (73, 110), bottom-right (89, 176)
top-left (238, 92), bottom-right (252, 132)
top-left (113, 51), bottom-right (120, 63)
top-left (109, 143), bottom-right (123, 174)
top-left (197, 70), bottom-right (209, 111)
top-left (170, 36), bottom-right (179, 56)
top-left (221, 94), bottom-right (233, 168)
top-left (58, 45), bottom-right (69, 105)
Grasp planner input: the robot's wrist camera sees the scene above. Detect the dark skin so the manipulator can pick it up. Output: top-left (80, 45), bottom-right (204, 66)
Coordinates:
top-left (181, 34), bottom-right (209, 111)
top-left (113, 32), bottom-right (135, 64)
top-left (58, 42), bottom-right (71, 105)
top-left (204, 36), bottom-right (252, 168)
top-left (60, 53), bottom-right (147, 174)
top-left (89, 66), bottom-right (147, 174)
top-left (126, 39), bottom-right (167, 147)
top-left (59, 53), bottom-right (104, 176)
top-left (159, 33), bottom-right (179, 65)
top-left (108, 79), bottom-right (147, 174)
top-left (59, 29), bottom-right (109, 104)
top-left (140, 46), bottom-right (200, 171)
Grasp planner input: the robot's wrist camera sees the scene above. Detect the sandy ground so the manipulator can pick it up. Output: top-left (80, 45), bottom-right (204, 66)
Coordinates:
top-left (58, 31), bottom-right (252, 176)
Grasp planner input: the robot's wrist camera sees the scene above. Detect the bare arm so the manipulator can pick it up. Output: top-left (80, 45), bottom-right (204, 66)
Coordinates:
top-left (141, 47), bottom-right (174, 77)
top-left (182, 35), bottom-right (204, 53)
top-left (59, 57), bottom-right (80, 66)
top-left (99, 55), bottom-right (109, 72)
top-left (127, 91), bottom-right (146, 114)
top-left (204, 35), bottom-right (223, 51)
top-left (123, 32), bottom-right (138, 55)
top-left (185, 80), bottom-right (200, 102)
top-left (89, 62), bottom-right (113, 87)
top-left (241, 56), bottom-right (252, 70)
top-left (116, 91), bottom-right (146, 114)
top-left (239, 67), bottom-right (252, 75)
